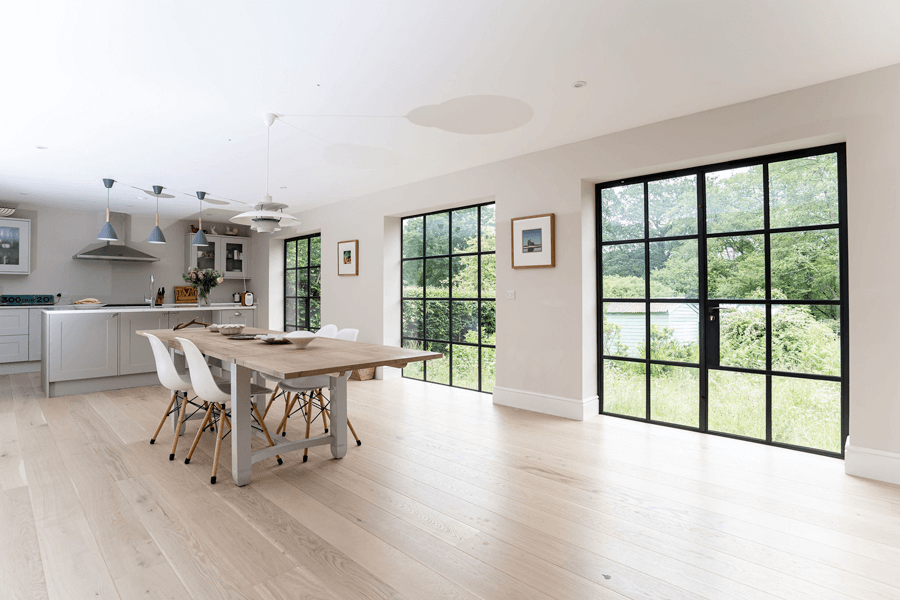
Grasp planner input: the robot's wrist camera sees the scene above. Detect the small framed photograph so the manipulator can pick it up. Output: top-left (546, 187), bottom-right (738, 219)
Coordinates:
top-left (0, 218), bottom-right (30, 274)
top-left (511, 213), bottom-right (554, 269)
top-left (337, 240), bottom-right (359, 276)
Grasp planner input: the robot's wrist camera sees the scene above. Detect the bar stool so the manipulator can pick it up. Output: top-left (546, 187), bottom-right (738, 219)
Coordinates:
top-left (176, 337), bottom-right (282, 484)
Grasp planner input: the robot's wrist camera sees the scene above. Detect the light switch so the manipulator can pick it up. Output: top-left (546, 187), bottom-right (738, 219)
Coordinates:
top-left (507, 290), bottom-right (515, 300)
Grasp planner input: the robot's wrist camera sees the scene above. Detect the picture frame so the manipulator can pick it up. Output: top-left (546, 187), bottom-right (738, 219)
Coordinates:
top-left (0, 218), bottom-right (30, 274)
top-left (337, 239), bottom-right (359, 276)
top-left (511, 213), bottom-right (554, 269)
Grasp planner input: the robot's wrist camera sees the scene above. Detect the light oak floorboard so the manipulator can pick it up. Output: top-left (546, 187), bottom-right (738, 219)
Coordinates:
top-left (113, 561), bottom-right (192, 600)
top-left (36, 518), bottom-right (120, 600)
top-left (0, 486), bottom-right (49, 600)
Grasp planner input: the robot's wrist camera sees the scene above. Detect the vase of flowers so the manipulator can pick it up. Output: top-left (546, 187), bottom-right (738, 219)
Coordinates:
top-left (183, 267), bottom-right (224, 306)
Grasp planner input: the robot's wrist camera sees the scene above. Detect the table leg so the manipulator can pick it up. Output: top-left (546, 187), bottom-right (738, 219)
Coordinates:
top-left (329, 374), bottom-right (348, 459)
top-left (230, 363), bottom-right (253, 486)
top-left (170, 348), bottom-right (186, 435)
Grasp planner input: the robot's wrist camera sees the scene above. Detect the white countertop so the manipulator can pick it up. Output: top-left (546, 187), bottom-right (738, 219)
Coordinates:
top-left (43, 303), bottom-right (256, 314)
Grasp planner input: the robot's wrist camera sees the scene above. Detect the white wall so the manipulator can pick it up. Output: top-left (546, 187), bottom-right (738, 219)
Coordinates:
top-left (0, 205), bottom-right (247, 304)
top-left (255, 63), bottom-right (900, 484)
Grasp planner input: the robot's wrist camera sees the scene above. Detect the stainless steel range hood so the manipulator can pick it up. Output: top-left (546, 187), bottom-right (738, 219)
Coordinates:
top-left (73, 211), bottom-right (160, 262)
top-left (74, 242), bottom-right (159, 262)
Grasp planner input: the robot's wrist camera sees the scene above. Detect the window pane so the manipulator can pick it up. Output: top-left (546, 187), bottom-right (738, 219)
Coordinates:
top-left (403, 217), bottom-right (424, 259)
top-left (452, 344), bottom-right (479, 390)
top-left (451, 255), bottom-right (478, 298)
top-left (602, 243), bottom-right (645, 299)
top-left (648, 175), bottom-right (697, 237)
top-left (310, 299), bottom-right (321, 330)
top-left (403, 260), bottom-right (423, 298)
top-left (772, 305), bottom-right (840, 377)
top-left (649, 306), bottom-right (699, 364)
top-left (707, 234), bottom-right (765, 300)
top-left (425, 300), bottom-right (449, 341)
top-left (649, 239), bottom-right (697, 298)
top-left (603, 302), bottom-right (644, 358)
top-left (402, 339), bottom-right (424, 379)
top-left (297, 238), bottom-right (309, 268)
top-left (481, 205), bottom-right (495, 252)
top-left (402, 300), bottom-right (424, 339)
top-left (425, 258), bottom-right (449, 298)
top-left (310, 236), bottom-right (321, 266)
top-left (480, 301), bottom-right (496, 346)
top-left (770, 229), bottom-right (839, 301)
top-left (600, 184), bottom-right (644, 242)
top-left (706, 165), bottom-right (764, 234)
top-left (481, 347), bottom-right (495, 392)
top-left (603, 360), bottom-right (645, 418)
top-left (650, 365), bottom-right (699, 428)
top-left (452, 207), bottom-right (478, 253)
top-left (772, 376), bottom-right (841, 453)
top-left (718, 304), bottom-right (766, 370)
top-left (426, 342), bottom-right (449, 384)
top-left (286, 241), bottom-right (297, 269)
top-left (451, 300), bottom-right (477, 343)
top-left (309, 268), bottom-right (321, 297)
top-left (297, 299), bottom-right (307, 328)
top-left (769, 153), bottom-right (838, 229)
top-left (480, 254), bottom-right (495, 298)
top-left (426, 212), bottom-right (450, 256)
top-left (285, 297), bottom-right (296, 327)
top-left (708, 370), bottom-right (765, 439)
top-left (296, 269), bottom-right (308, 298)
top-left (286, 270), bottom-right (296, 297)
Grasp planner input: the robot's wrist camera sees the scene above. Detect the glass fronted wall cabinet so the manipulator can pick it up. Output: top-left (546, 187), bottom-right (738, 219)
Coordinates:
top-left (185, 234), bottom-right (251, 279)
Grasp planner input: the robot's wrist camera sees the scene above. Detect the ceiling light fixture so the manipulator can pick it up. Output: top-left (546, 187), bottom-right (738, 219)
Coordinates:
top-left (36, 146), bottom-right (48, 150)
top-left (147, 185), bottom-right (167, 244)
top-left (572, 81), bottom-right (587, 88)
top-left (97, 178), bottom-right (118, 241)
top-left (230, 113), bottom-right (301, 233)
top-left (192, 192), bottom-right (209, 246)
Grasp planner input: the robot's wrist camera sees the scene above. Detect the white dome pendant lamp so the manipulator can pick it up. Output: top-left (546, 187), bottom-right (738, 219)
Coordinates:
top-left (147, 185), bottom-right (167, 244)
top-left (192, 191), bottom-right (208, 246)
top-left (230, 113), bottom-right (301, 233)
top-left (97, 178), bottom-right (118, 241)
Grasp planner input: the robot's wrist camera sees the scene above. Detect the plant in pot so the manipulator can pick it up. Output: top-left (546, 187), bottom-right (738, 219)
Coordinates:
top-left (183, 267), bottom-right (224, 306)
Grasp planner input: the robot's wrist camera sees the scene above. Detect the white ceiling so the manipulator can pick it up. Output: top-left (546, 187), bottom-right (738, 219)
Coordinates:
top-left (2, 0), bottom-right (900, 221)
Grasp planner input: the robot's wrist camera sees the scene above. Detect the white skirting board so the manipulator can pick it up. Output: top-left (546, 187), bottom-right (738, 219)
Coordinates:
top-left (845, 437), bottom-right (900, 486)
top-left (492, 385), bottom-right (599, 421)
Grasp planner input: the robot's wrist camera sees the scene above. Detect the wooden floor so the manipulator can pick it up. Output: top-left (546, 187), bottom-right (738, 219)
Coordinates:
top-left (2, 372), bottom-right (900, 600)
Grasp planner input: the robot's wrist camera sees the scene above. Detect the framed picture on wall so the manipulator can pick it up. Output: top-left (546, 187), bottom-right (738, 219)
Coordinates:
top-left (338, 239), bottom-right (359, 276)
top-left (0, 218), bottom-right (30, 274)
top-left (511, 213), bottom-right (554, 269)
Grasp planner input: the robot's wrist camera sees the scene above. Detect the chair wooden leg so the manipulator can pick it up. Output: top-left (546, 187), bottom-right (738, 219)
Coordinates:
top-left (318, 390), bottom-right (328, 433)
top-left (262, 383), bottom-right (280, 419)
top-left (303, 395), bottom-right (313, 463)
top-left (323, 407), bottom-right (361, 447)
top-left (211, 403), bottom-right (224, 484)
top-left (184, 403), bottom-right (214, 465)
top-left (277, 393), bottom-right (298, 436)
top-left (152, 391), bottom-right (178, 445)
top-left (168, 393), bottom-right (190, 460)
top-left (252, 403), bottom-right (283, 465)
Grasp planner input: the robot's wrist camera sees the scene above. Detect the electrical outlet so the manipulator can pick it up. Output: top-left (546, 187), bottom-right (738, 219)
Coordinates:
top-left (507, 290), bottom-right (515, 300)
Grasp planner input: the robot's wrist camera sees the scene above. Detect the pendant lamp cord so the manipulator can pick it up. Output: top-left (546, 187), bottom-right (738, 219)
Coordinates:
top-left (266, 124), bottom-right (270, 196)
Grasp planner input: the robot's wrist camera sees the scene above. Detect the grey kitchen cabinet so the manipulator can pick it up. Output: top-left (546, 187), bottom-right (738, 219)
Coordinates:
top-left (185, 234), bottom-right (251, 280)
top-left (119, 311), bottom-right (170, 375)
top-left (0, 309), bottom-right (29, 335)
top-left (0, 335), bottom-right (29, 363)
top-left (168, 310), bottom-right (215, 329)
top-left (28, 308), bottom-right (41, 360)
top-left (47, 312), bottom-right (119, 381)
top-left (215, 308), bottom-right (255, 328)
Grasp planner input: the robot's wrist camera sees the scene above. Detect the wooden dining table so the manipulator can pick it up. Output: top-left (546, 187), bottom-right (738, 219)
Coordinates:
top-left (137, 327), bottom-right (441, 485)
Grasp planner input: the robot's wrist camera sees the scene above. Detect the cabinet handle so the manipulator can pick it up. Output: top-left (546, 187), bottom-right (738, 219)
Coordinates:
top-left (234, 312), bottom-right (241, 316)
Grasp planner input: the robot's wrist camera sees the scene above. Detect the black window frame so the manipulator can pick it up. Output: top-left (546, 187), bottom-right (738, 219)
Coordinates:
top-left (596, 143), bottom-right (849, 458)
top-left (401, 201), bottom-right (496, 393)
top-left (284, 233), bottom-right (321, 332)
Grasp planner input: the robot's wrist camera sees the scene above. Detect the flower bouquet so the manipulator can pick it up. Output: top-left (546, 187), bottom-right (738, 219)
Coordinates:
top-left (183, 267), bottom-right (224, 306)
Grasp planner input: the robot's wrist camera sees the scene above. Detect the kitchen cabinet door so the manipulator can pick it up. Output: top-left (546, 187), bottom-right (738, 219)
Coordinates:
top-left (168, 310), bottom-right (215, 329)
top-left (119, 311), bottom-right (170, 375)
top-left (47, 312), bottom-right (118, 381)
top-left (216, 309), bottom-right (255, 328)
top-left (221, 238), bottom-right (250, 279)
top-left (0, 335), bottom-right (29, 363)
top-left (185, 234), bottom-right (218, 272)
top-left (0, 309), bottom-right (29, 335)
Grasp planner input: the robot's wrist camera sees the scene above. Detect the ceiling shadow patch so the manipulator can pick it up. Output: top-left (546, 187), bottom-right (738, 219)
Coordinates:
top-left (406, 95), bottom-right (533, 134)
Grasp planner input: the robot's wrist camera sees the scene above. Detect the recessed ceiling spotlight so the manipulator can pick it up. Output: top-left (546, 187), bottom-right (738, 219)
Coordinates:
top-left (280, 186), bottom-right (287, 189)
top-left (572, 81), bottom-right (587, 88)
top-left (36, 146), bottom-right (48, 150)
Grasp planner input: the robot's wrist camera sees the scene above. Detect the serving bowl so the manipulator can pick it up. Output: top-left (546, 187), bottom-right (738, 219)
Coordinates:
top-left (207, 323), bottom-right (219, 332)
top-left (218, 324), bottom-right (245, 336)
top-left (284, 330), bottom-right (317, 349)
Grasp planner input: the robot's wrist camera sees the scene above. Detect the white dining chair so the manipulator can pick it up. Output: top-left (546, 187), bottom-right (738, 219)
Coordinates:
top-left (146, 333), bottom-right (204, 461)
top-left (176, 337), bottom-right (282, 484)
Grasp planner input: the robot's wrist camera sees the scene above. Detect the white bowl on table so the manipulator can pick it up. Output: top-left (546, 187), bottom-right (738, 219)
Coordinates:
top-left (218, 324), bottom-right (245, 336)
top-left (284, 330), bottom-right (317, 349)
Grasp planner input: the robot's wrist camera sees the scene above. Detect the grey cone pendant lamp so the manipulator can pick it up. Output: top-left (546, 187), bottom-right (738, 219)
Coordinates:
top-left (191, 191), bottom-right (208, 246)
top-left (97, 178), bottom-right (118, 241)
top-left (147, 185), bottom-right (167, 244)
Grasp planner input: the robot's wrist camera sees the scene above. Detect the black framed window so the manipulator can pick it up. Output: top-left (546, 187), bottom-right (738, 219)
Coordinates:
top-left (597, 144), bottom-right (848, 458)
top-left (401, 202), bottom-right (496, 392)
top-left (284, 233), bottom-right (321, 332)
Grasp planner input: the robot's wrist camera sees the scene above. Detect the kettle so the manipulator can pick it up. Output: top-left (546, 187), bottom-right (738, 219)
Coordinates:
top-left (232, 292), bottom-right (241, 303)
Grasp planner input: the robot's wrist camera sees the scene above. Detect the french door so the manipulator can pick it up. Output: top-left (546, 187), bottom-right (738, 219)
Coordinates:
top-left (597, 144), bottom-right (848, 457)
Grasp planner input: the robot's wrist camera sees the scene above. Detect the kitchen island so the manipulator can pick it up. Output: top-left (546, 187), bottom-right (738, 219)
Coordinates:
top-left (40, 304), bottom-right (257, 397)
